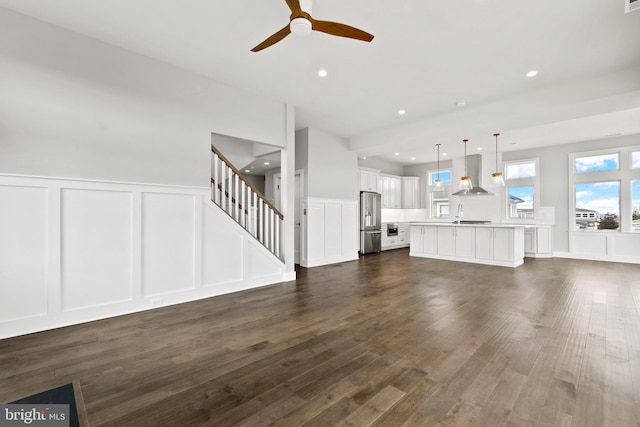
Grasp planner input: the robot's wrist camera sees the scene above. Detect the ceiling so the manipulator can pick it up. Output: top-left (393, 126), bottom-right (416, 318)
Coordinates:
top-left (1, 0), bottom-right (639, 165)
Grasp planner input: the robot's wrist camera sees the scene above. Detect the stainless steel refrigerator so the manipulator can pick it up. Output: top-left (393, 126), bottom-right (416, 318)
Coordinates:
top-left (359, 191), bottom-right (382, 255)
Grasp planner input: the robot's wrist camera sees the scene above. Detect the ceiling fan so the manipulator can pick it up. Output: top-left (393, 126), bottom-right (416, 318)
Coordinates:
top-left (251, 0), bottom-right (374, 52)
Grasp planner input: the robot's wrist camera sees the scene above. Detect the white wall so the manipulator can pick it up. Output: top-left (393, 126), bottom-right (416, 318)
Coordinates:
top-left (306, 128), bottom-right (358, 200)
top-left (0, 8), bottom-right (287, 186)
top-left (503, 135), bottom-right (640, 260)
top-left (0, 175), bottom-right (286, 339)
top-left (296, 127), bottom-right (359, 266)
top-left (358, 157), bottom-right (405, 176)
top-left (403, 159), bottom-right (453, 208)
top-left (0, 9), bottom-right (296, 338)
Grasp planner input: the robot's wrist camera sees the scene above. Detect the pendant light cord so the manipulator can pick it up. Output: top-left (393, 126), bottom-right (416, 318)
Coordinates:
top-left (436, 143), bottom-right (441, 180)
top-left (494, 133), bottom-right (499, 172)
top-left (463, 139), bottom-right (468, 176)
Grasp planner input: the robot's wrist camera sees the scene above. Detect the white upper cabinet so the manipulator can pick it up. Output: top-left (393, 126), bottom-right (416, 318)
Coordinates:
top-left (380, 174), bottom-right (402, 208)
top-left (402, 177), bottom-right (420, 209)
top-left (359, 169), bottom-right (380, 192)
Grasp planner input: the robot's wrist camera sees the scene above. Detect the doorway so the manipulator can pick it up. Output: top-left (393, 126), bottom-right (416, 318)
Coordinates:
top-left (274, 170), bottom-right (304, 264)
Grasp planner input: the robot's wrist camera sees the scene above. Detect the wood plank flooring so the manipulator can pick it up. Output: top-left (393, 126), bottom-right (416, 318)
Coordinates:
top-left (2, 250), bottom-right (640, 426)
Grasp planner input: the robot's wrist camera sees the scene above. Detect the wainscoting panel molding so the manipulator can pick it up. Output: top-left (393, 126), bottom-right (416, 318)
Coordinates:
top-left (0, 174), bottom-right (286, 339)
top-left (0, 184), bottom-right (48, 323)
top-left (141, 192), bottom-right (196, 297)
top-left (303, 198), bottom-right (359, 268)
top-left (562, 231), bottom-right (640, 264)
top-left (61, 188), bottom-right (133, 311)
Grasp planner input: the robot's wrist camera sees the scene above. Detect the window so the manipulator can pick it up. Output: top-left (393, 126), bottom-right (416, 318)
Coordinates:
top-left (575, 182), bottom-right (620, 230)
top-left (504, 159), bottom-right (538, 219)
top-left (633, 180), bottom-right (640, 231)
top-left (505, 161), bottom-right (536, 179)
top-left (575, 153), bottom-right (619, 173)
top-left (570, 146), bottom-right (640, 232)
top-left (508, 186), bottom-right (534, 218)
top-left (428, 170), bottom-right (451, 185)
top-left (427, 169), bottom-right (450, 218)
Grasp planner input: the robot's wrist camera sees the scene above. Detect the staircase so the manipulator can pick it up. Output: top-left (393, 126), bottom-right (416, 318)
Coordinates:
top-left (211, 145), bottom-right (284, 261)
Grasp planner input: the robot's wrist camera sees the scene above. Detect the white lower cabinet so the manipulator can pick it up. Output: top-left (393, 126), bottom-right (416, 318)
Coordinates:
top-left (476, 228), bottom-right (517, 262)
top-left (475, 228), bottom-right (494, 260)
top-left (437, 227), bottom-right (455, 256)
top-left (410, 224), bottom-right (525, 267)
top-left (410, 225), bottom-right (437, 255)
top-left (455, 227), bottom-right (475, 258)
top-left (382, 223), bottom-right (410, 250)
top-left (524, 225), bottom-right (554, 257)
top-left (436, 226), bottom-right (475, 258)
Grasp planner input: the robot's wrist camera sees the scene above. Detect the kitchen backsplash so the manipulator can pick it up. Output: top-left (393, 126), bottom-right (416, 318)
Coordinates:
top-left (381, 208), bottom-right (429, 223)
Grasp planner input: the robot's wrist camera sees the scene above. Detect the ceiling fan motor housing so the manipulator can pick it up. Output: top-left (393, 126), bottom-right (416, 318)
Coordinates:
top-left (290, 17), bottom-right (312, 35)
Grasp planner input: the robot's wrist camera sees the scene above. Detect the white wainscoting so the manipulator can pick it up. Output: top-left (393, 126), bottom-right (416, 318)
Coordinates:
top-left (560, 231), bottom-right (640, 264)
top-left (0, 174), bottom-right (286, 339)
top-left (302, 198), bottom-right (358, 268)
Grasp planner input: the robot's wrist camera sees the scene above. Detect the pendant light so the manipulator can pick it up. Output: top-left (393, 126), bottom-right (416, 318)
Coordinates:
top-left (433, 143), bottom-right (444, 191)
top-left (491, 133), bottom-right (505, 187)
top-left (458, 139), bottom-right (472, 191)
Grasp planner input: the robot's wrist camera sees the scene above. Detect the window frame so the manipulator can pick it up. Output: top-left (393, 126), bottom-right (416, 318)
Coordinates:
top-left (569, 146), bottom-right (640, 233)
top-left (503, 158), bottom-right (539, 220)
top-left (426, 168), bottom-right (451, 218)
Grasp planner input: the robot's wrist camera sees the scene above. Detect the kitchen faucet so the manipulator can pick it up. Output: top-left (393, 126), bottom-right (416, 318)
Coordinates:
top-left (455, 203), bottom-right (463, 224)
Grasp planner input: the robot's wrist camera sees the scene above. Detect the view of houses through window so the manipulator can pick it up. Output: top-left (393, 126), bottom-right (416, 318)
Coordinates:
top-left (575, 181), bottom-right (620, 230)
top-left (428, 170), bottom-right (450, 218)
top-left (571, 148), bottom-right (640, 232)
top-left (504, 160), bottom-right (538, 218)
top-left (633, 179), bottom-right (640, 231)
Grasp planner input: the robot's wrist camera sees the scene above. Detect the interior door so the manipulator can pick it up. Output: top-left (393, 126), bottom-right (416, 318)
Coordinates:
top-left (294, 173), bottom-right (301, 264)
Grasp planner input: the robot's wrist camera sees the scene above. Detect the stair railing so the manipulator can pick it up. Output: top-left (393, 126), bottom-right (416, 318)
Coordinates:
top-left (211, 145), bottom-right (284, 261)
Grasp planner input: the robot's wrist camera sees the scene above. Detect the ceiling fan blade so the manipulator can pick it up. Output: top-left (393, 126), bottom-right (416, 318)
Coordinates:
top-left (309, 18), bottom-right (374, 42)
top-left (251, 24), bottom-right (292, 52)
top-left (285, 0), bottom-right (302, 15)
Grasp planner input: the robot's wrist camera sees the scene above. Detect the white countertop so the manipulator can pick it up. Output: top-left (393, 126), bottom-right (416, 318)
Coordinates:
top-left (410, 221), bottom-right (536, 228)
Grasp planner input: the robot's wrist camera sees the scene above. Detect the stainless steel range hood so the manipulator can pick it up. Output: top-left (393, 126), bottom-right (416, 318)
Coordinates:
top-left (452, 154), bottom-right (493, 196)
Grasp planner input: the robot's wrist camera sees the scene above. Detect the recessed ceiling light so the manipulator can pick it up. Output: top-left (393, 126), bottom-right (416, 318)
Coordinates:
top-left (264, 162), bottom-right (270, 165)
top-left (395, 152), bottom-right (400, 156)
top-left (411, 157), bottom-right (416, 161)
top-left (361, 156), bottom-right (367, 159)
top-left (526, 70), bottom-right (538, 78)
top-left (398, 109), bottom-right (406, 115)
top-left (244, 169), bottom-right (250, 173)
top-left (318, 69), bottom-right (328, 77)
top-left (442, 152), bottom-right (448, 156)
top-left (477, 147), bottom-right (483, 151)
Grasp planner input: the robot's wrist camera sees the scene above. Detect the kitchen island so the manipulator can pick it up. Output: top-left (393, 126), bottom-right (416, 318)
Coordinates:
top-left (410, 222), bottom-right (529, 267)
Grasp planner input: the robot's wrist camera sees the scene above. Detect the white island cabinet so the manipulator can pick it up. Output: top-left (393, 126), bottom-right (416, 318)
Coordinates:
top-left (410, 223), bottom-right (527, 268)
top-left (410, 225), bottom-right (437, 255)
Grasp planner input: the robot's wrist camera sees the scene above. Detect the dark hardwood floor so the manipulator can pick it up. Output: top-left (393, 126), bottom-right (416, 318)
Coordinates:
top-left (2, 249), bottom-right (640, 426)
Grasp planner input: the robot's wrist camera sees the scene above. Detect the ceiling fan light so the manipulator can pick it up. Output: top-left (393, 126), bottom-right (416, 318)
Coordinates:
top-left (290, 17), bottom-right (312, 36)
